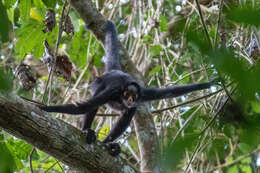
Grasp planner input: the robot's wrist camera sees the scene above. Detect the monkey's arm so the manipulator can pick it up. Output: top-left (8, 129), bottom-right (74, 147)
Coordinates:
top-left (140, 82), bottom-right (214, 102)
top-left (103, 107), bottom-right (136, 143)
top-left (39, 89), bottom-right (117, 115)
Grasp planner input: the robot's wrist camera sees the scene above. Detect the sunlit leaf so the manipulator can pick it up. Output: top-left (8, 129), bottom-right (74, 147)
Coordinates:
top-left (98, 125), bottom-right (110, 141)
top-left (149, 66), bottom-right (162, 76)
top-left (228, 165), bottom-right (239, 173)
top-left (15, 19), bottom-right (45, 58)
top-left (160, 15), bottom-right (168, 32)
top-left (149, 44), bottom-right (163, 58)
top-left (30, 8), bottom-right (44, 22)
top-left (241, 157), bottom-right (251, 164)
top-left (240, 165), bottom-right (252, 173)
top-left (19, 0), bottom-right (31, 21)
top-left (250, 101), bottom-right (260, 113)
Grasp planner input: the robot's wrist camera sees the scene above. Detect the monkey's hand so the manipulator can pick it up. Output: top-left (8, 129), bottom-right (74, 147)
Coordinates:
top-left (105, 142), bottom-right (121, 156)
top-left (85, 128), bottom-right (96, 144)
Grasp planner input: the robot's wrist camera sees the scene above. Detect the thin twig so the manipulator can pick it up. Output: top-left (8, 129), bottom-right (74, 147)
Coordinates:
top-left (152, 88), bottom-right (224, 114)
top-left (42, 1), bottom-right (68, 103)
top-left (171, 105), bottom-right (202, 144)
top-left (20, 96), bottom-right (45, 106)
top-left (214, 0), bottom-right (224, 47)
top-left (194, 0), bottom-right (212, 48)
top-left (210, 147), bottom-right (260, 172)
top-left (44, 150), bottom-right (74, 173)
top-left (29, 148), bottom-right (36, 173)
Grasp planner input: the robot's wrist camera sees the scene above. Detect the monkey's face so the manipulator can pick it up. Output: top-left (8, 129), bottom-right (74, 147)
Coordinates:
top-left (122, 84), bottom-right (139, 108)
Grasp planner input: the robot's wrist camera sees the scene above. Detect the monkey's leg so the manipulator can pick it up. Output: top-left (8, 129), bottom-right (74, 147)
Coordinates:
top-left (103, 107), bottom-right (136, 156)
top-left (82, 108), bottom-right (98, 144)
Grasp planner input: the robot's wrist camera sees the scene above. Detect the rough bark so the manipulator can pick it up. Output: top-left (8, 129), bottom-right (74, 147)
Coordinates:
top-left (0, 93), bottom-right (139, 173)
top-left (68, 0), bottom-right (160, 172)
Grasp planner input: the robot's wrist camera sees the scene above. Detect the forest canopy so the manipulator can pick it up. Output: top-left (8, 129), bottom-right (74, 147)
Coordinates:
top-left (1, 0), bottom-right (260, 172)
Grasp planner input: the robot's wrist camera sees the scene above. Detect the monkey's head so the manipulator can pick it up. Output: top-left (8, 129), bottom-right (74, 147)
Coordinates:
top-left (122, 83), bottom-right (140, 108)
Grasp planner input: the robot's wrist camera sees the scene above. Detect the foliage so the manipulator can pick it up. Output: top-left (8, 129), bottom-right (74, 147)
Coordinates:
top-left (0, 0), bottom-right (260, 172)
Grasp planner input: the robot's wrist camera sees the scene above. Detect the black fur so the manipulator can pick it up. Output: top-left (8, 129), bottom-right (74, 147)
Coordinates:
top-left (39, 21), bottom-right (217, 156)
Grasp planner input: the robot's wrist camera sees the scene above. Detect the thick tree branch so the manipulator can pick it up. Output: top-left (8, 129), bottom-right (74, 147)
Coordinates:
top-left (0, 93), bottom-right (139, 173)
top-left (68, 0), bottom-right (160, 172)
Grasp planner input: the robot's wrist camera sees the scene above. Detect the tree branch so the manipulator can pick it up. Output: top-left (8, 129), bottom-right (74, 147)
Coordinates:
top-left (0, 93), bottom-right (139, 173)
top-left (68, 0), bottom-right (159, 172)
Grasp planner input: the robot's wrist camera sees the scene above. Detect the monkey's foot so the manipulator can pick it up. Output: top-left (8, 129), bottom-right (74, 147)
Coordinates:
top-left (105, 142), bottom-right (121, 156)
top-left (85, 128), bottom-right (96, 144)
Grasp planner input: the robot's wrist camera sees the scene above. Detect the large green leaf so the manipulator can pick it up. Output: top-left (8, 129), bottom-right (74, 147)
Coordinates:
top-left (226, 6), bottom-right (260, 27)
top-left (19, 0), bottom-right (31, 21)
top-left (0, 142), bottom-right (17, 173)
top-left (159, 134), bottom-right (198, 171)
top-left (15, 19), bottom-right (45, 59)
top-left (3, 0), bottom-right (17, 8)
top-left (0, 1), bottom-right (11, 42)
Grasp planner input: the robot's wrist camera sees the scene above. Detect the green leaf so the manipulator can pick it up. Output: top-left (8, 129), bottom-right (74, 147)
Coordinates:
top-left (98, 125), bottom-right (110, 141)
top-left (3, 0), bottom-right (17, 9)
top-left (0, 67), bottom-right (13, 93)
top-left (238, 143), bottom-right (251, 154)
top-left (208, 48), bottom-right (258, 100)
top-left (228, 165), bottom-right (239, 173)
top-left (160, 134), bottom-right (198, 171)
top-left (241, 157), bottom-right (252, 164)
top-left (159, 15), bottom-right (168, 32)
top-left (7, 139), bottom-right (32, 160)
top-left (15, 19), bottom-right (45, 59)
top-left (226, 6), bottom-right (260, 27)
top-left (33, 0), bottom-right (45, 11)
top-left (142, 35), bottom-right (152, 44)
top-left (19, 0), bottom-right (31, 21)
top-left (240, 165), bottom-right (252, 173)
top-left (149, 66), bottom-right (162, 76)
top-left (250, 101), bottom-right (260, 113)
top-left (178, 71), bottom-right (190, 84)
top-left (0, 1), bottom-right (11, 42)
top-left (0, 142), bottom-right (17, 173)
top-left (186, 27), bottom-right (211, 55)
top-left (42, 0), bottom-right (56, 8)
top-left (149, 44), bottom-right (163, 58)
top-left (69, 26), bottom-right (88, 66)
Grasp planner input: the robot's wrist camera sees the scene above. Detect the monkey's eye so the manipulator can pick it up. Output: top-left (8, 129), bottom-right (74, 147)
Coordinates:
top-left (123, 91), bottom-right (129, 98)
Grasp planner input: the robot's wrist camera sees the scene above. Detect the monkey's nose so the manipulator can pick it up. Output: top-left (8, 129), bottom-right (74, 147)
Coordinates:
top-left (127, 97), bottom-right (133, 106)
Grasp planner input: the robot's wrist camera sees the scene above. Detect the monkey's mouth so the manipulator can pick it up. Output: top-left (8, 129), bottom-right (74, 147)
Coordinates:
top-left (123, 88), bottom-right (139, 108)
top-left (126, 96), bottom-right (134, 107)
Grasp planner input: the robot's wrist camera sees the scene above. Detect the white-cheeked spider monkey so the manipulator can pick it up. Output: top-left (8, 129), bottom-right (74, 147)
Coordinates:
top-left (39, 21), bottom-right (218, 156)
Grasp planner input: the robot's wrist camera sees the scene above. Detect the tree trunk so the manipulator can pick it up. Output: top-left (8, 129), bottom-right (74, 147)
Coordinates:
top-left (68, 0), bottom-right (160, 172)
